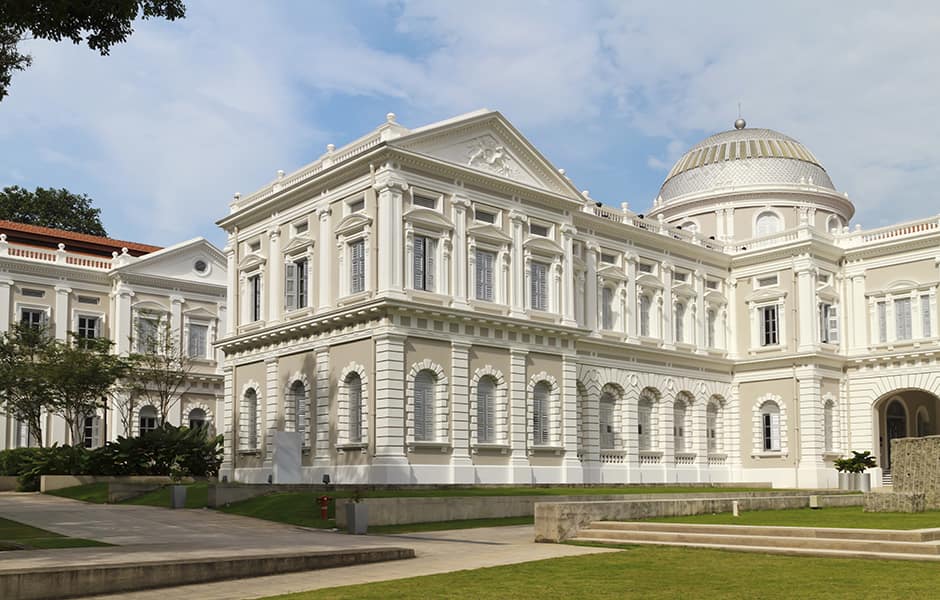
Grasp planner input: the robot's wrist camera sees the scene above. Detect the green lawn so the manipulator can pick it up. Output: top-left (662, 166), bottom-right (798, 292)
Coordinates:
top-left (262, 545), bottom-right (940, 599)
top-left (648, 506), bottom-right (940, 530)
top-left (47, 482), bottom-right (109, 503)
top-left (47, 481), bottom-right (210, 509)
top-left (0, 516), bottom-right (110, 551)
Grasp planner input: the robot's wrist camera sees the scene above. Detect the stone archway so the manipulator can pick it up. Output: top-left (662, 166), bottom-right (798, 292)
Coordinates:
top-left (874, 389), bottom-right (940, 472)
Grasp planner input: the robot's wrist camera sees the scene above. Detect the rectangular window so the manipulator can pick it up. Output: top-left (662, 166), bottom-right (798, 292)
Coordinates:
top-left (77, 295), bottom-right (99, 305)
top-left (707, 309), bottom-right (717, 348)
top-left (756, 275), bottom-right (778, 288)
top-left (705, 279), bottom-right (719, 291)
top-left (249, 275), bottom-right (262, 321)
top-left (529, 223), bottom-right (550, 237)
top-left (896, 298), bottom-right (913, 340)
top-left (638, 263), bottom-right (654, 274)
top-left (83, 416), bottom-right (99, 449)
top-left (922, 294), bottom-right (932, 338)
top-left (639, 295), bottom-right (651, 337)
top-left (877, 301), bottom-right (887, 343)
top-left (638, 405), bottom-right (651, 451)
top-left (412, 235), bottom-right (436, 292)
top-left (673, 271), bottom-right (688, 283)
top-left (21, 288), bottom-right (44, 298)
top-left (759, 305), bottom-right (779, 346)
top-left (350, 240), bottom-right (365, 294)
top-left (601, 287), bottom-right (614, 330)
top-left (530, 261), bottom-right (548, 311)
top-left (707, 410), bottom-right (717, 453)
top-left (599, 401), bottom-right (614, 449)
top-left (20, 308), bottom-right (45, 329)
top-left (600, 253), bottom-right (617, 265)
top-left (675, 303), bottom-right (686, 343)
top-left (136, 317), bottom-right (159, 353)
top-left (413, 195), bottom-right (437, 210)
top-left (188, 323), bottom-right (208, 358)
top-left (475, 249), bottom-right (495, 302)
top-left (474, 209), bottom-right (496, 224)
top-left (77, 315), bottom-right (99, 340)
top-left (293, 220), bottom-right (308, 236)
top-left (820, 303), bottom-right (839, 344)
top-left (348, 198), bottom-right (365, 213)
top-left (762, 412), bottom-right (781, 451)
top-left (284, 258), bottom-right (308, 310)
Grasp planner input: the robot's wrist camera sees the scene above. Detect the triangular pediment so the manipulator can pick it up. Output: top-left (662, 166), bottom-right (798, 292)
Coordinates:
top-left (392, 112), bottom-right (578, 196)
top-left (237, 253), bottom-right (266, 271)
top-left (673, 282), bottom-right (696, 298)
top-left (468, 223), bottom-right (512, 245)
top-left (523, 236), bottom-right (564, 255)
top-left (282, 234), bottom-right (314, 254)
top-left (335, 212), bottom-right (373, 237)
top-left (636, 273), bottom-right (663, 289)
top-left (403, 207), bottom-right (454, 231)
top-left (116, 238), bottom-right (226, 287)
top-left (598, 264), bottom-right (626, 282)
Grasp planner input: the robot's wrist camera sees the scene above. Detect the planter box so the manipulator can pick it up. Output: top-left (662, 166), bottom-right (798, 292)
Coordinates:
top-left (170, 485), bottom-right (188, 509)
top-left (346, 502), bottom-right (368, 535)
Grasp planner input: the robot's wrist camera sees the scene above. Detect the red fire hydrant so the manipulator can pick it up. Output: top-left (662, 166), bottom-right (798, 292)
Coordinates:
top-left (318, 496), bottom-right (330, 521)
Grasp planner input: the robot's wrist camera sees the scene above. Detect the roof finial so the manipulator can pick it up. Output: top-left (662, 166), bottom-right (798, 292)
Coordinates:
top-left (734, 102), bottom-right (746, 129)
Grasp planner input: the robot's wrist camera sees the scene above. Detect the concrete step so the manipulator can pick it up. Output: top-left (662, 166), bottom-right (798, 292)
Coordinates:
top-left (570, 536), bottom-right (940, 562)
top-left (587, 521), bottom-right (940, 542)
top-left (576, 527), bottom-right (940, 555)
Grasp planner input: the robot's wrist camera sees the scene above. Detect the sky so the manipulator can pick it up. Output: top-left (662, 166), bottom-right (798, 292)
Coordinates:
top-left (2, 1), bottom-right (940, 248)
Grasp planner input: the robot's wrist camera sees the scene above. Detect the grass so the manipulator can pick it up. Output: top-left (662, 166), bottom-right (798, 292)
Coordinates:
top-left (47, 481), bottom-right (210, 509)
top-left (0, 516), bottom-right (110, 551)
top-left (219, 491), bottom-right (334, 528)
top-left (647, 506), bottom-right (940, 530)
top-left (47, 482), bottom-right (109, 503)
top-left (260, 545), bottom-right (940, 599)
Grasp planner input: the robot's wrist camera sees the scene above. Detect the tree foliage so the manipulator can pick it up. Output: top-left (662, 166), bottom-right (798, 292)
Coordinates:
top-left (0, 1), bottom-right (186, 101)
top-left (0, 186), bottom-right (108, 236)
top-left (123, 311), bottom-right (193, 426)
top-left (0, 323), bottom-right (54, 446)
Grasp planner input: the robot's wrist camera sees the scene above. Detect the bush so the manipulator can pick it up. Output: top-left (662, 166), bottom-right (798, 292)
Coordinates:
top-left (5, 425), bottom-right (223, 491)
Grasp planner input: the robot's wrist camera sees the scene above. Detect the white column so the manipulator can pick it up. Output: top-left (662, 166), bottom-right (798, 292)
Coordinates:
top-left (850, 274), bottom-right (866, 351)
top-left (0, 278), bottom-right (12, 333)
top-left (561, 354), bottom-right (581, 482)
top-left (509, 211), bottom-right (526, 317)
top-left (170, 294), bottom-right (184, 340)
top-left (452, 194), bottom-right (470, 309)
top-left (694, 270), bottom-right (706, 353)
top-left (560, 225), bottom-right (577, 326)
top-left (797, 266), bottom-right (817, 352)
top-left (113, 282), bottom-right (133, 355)
top-left (727, 279), bottom-right (739, 358)
top-left (317, 207), bottom-right (332, 311)
top-left (662, 263), bottom-right (674, 348)
top-left (313, 347), bottom-right (331, 467)
top-left (451, 341), bottom-right (472, 482)
top-left (224, 239), bottom-right (237, 333)
top-left (263, 357), bottom-right (279, 469)
top-left (267, 228), bottom-right (282, 323)
top-left (625, 254), bottom-right (638, 341)
top-left (54, 286), bottom-right (70, 341)
top-left (585, 242), bottom-right (598, 333)
top-left (373, 334), bottom-right (408, 482)
top-left (374, 172), bottom-right (408, 298)
top-left (509, 348), bottom-right (529, 482)
top-left (220, 365), bottom-right (235, 480)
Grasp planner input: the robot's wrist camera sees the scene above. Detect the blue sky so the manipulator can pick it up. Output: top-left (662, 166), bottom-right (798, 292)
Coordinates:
top-left (2, 1), bottom-right (940, 248)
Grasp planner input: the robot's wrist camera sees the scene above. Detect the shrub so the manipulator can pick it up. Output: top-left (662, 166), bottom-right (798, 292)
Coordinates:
top-left (0, 447), bottom-right (43, 476)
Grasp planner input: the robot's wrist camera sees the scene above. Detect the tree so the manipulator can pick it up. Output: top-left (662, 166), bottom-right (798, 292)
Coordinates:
top-left (45, 335), bottom-right (133, 445)
top-left (0, 1), bottom-right (186, 101)
top-left (0, 323), bottom-right (55, 446)
top-left (126, 311), bottom-right (193, 426)
top-left (0, 186), bottom-right (108, 236)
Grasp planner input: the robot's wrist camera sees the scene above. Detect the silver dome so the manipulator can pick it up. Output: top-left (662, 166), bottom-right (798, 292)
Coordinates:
top-left (659, 127), bottom-right (835, 203)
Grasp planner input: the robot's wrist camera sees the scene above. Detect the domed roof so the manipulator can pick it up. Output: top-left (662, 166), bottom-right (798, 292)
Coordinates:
top-left (658, 125), bottom-right (835, 203)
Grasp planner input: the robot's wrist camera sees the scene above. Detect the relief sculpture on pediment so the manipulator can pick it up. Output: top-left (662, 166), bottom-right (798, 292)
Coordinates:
top-left (466, 135), bottom-right (517, 178)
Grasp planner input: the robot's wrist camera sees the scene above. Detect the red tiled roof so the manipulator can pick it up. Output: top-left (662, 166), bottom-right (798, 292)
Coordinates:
top-left (0, 219), bottom-right (162, 255)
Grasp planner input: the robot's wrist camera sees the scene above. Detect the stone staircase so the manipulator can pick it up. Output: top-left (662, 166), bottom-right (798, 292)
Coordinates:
top-left (573, 521), bottom-right (940, 561)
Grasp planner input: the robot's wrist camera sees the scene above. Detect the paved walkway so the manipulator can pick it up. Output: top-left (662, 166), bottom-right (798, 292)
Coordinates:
top-left (0, 493), bottom-right (614, 599)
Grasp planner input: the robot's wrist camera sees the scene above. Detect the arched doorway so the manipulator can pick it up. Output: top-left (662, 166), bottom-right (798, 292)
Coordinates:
top-left (884, 400), bottom-right (906, 471)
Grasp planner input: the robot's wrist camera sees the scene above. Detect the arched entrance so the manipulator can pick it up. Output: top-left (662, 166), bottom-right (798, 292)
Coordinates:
top-left (874, 389), bottom-right (940, 473)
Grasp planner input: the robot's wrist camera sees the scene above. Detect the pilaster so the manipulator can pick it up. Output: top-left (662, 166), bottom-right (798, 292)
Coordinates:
top-left (451, 341), bottom-right (472, 482)
top-left (220, 365), bottom-right (235, 479)
top-left (561, 354), bottom-right (581, 481)
top-left (54, 286), bottom-right (71, 341)
top-left (452, 194), bottom-right (470, 309)
top-left (509, 211), bottom-right (526, 317)
top-left (796, 263), bottom-right (817, 352)
top-left (661, 263), bottom-right (674, 349)
top-left (313, 347), bottom-right (331, 467)
top-left (224, 240), bottom-right (237, 333)
top-left (625, 254), bottom-right (638, 341)
top-left (113, 282), bottom-right (134, 355)
top-left (372, 334), bottom-right (408, 481)
top-left (263, 357), bottom-right (279, 469)
top-left (267, 228), bottom-right (282, 323)
top-left (374, 172), bottom-right (408, 298)
top-left (509, 348), bottom-right (529, 482)
top-left (585, 242), bottom-right (599, 333)
top-left (560, 225), bottom-right (577, 326)
top-left (317, 207), bottom-right (333, 311)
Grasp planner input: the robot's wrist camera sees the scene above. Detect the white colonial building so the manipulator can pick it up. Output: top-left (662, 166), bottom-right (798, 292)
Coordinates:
top-left (0, 221), bottom-right (227, 448)
top-left (217, 110), bottom-right (940, 488)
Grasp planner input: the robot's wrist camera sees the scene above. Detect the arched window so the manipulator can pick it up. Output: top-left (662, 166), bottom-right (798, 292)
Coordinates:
top-left (761, 401), bottom-right (781, 451)
top-left (188, 408), bottom-right (207, 431)
top-left (532, 381), bottom-right (551, 445)
top-left (286, 380), bottom-right (306, 435)
top-left (638, 393), bottom-right (654, 451)
top-left (83, 414), bottom-right (101, 448)
top-left (242, 389), bottom-right (258, 449)
top-left (477, 375), bottom-right (497, 443)
top-left (639, 295), bottom-right (652, 337)
top-left (680, 221), bottom-right (698, 234)
top-left (346, 372), bottom-right (363, 443)
top-left (675, 302), bottom-right (686, 343)
top-left (673, 395), bottom-right (689, 452)
top-left (602, 286), bottom-right (615, 330)
top-left (755, 211), bottom-right (782, 237)
top-left (707, 402), bottom-right (720, 453)
top-left (413, 370), bottom-right (436, 441)
top-left (827, 214), bottom-right (843, 234)
top-left (139, 406), bottom-right (158, 435)
top-left (599, 388), bottom-right (617, 449)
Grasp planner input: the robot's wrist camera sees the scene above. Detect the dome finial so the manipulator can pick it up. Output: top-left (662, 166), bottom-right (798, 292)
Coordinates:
top-left (735, 101), bottom-right (745, 129)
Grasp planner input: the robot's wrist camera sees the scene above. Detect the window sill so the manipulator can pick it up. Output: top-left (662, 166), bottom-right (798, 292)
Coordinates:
top-left (707, 453), bottom-right (728, 460)
top-left (237, 449), bottom-right (261, 456)
top-left (238, 322), bottom-right (265, 334)
top-left (636, 336), bottom-right (663, 347)
top-left (675, 452), bottom-right (697, 460)
top-left (599, 449), bottom-right (627, 456)
top-left (471, 443), bottom-right (510, 455)
top-left (674, 342), bottom-right (696, 352)
top-left (283, 307), bottom-right (314, 320)
top-left (748, 344), bottom-right (783, 355)
top-left (751, 451), bottom-right (788, 459)
top-left (822, 451), bottom-right (842, 461)
top-left (407, 289), bottom-right (452, 304)
top-left (408, 440), bottom-right (451, 453)
top-left (337, 290), bottom-right (373, 306)
top-left (468, 299), bottom-right (509, 315)
top-left (526, 309), bottom-right (558, 323)
top-left (528, 445), bottom-right (565, 456)
top-left (336, 442), bottom-right (368, 454)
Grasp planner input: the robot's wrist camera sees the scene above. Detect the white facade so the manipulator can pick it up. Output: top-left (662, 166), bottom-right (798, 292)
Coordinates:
top-left (217, 111), bottom-right (940, 488)
top-left (0, 223), bottom-right (227, 448)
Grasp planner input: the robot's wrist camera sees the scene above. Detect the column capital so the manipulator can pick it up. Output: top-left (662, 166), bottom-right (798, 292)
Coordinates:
top-left (317, 206), bottom-right (332, 221)
top-left (170, 294), bottom-right (185, 305)
top-left (54, 285), bottom-right (72, 295)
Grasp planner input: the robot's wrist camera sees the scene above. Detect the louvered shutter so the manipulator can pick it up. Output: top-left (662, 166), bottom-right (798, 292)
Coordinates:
top-left (285, 262), bottom-right (296, 311)
top-left (769, 412), bottom-right (781, 451)
top-left (414, 371), bottom-right (435, 441)
top-left (922, 295), bottom-right (931, 337)
top-left (896, 298), bottom-right (912, 340)
top-left (602, 287), bottom-right (613, 329)
top-left (351, 241), bottom-right (364, 293)
top-left (297, 259), bottom-right (307, 308)
top-left (476, 250), bottom-right (494, 301)
top-left (827, 305), bottom-right (839, 343)
top-left (413, 236), bottom-right (425, 289)
top-left (349, 375), bottom-right (362, 443)
top-left (478, 377), bottom-right (495, 443)
top-left (425, 238), bottom-right (435, 291)
top-left (599, 397), bottom-right (614, 449)
top-left (533, 382), bottom-right (549, 445)
top-left (878, 302), bottom-right (887, 342)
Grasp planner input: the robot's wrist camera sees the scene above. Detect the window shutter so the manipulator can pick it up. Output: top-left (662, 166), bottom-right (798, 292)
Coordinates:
top-left (477, 378), bottom-right (495, 443)
top-left (351, 241), bottom-right (364, 293)
top-left (413, 236), bottom-right (425, 289)
top-left (476, 251), bottom-right (494, 301)
top-left (297, 259), bottom-right (308, 308)
top-left (828, 305), bottom-right (839, 343)
top-left (349, 376), bottom-right (362, 443)
top-left (425, 239), bottom-right (435, 291)
top-left (896, 298), bottom-right (912, 340)
top-left (770, 412), bottom-right (781, 451)
top-left (877, 302), bottom-right (887, 342)
top-left (533, 383), bottom-right (549, 444)
top-left (922, 295), bottom-right (931, 338)
top-left (285, 262), bottom-right (296, 311)
top-left (414, 372), bottom-right (435, 441)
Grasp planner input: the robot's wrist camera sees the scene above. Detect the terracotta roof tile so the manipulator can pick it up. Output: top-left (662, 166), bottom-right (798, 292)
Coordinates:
top-left (0, 220), bottom-right (162, 255)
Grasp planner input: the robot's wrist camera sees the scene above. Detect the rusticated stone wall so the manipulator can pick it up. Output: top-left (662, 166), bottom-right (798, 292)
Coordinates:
top-left (865, 436), bottom-right (940, 512)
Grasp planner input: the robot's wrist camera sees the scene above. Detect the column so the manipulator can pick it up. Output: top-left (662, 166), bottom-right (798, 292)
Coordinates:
top-left (796, 265), bottom-right (817, 352)
top-left (267, 228), bottom-right (282, 323)
top-left (220, 365), bottom-right (235, 480)
top-left (373, 334), bottom-right (408, 482)
top-left (451, 341), bottom-right (472, 482)
top-left (0, 278), bottom-right (12, 333)
top-left (625, 254), bottom-right (638, 341)
top-left (662, 263), bottom-right (674, 348)
top-left (313, 347), bottom-right (331, 468)
top-left (263, 357), bottom-right (279, 470)
top-left (170, 294), bottom-right (184, 339)
top-left (797, 369), bottom-right (825, 486)
top-left (113, 282), bottom-right (133, 355)
top-left (561, 354), bottom-right (581, 482)
top-left (581, 376), bottom-right (600, 483)
top-left (585, 242), bottom-right (598, 333)
top-left (452, 194), bottom-right (470, 309)
top-left (317, 207), bottom-right (333, 311)
top-left (374, 172), bottom-right (408, 298)
top-left (509, 348), bottom-right (529, 482)
top-left (509, 211), bottom-right (526, 317)
top-left (727, 279), bottom-right (739, 358)
top-left (694, 270), bottom-right (706, 353)
top-left (224, 238), bottom-right (237, 333)
top-left (560, 225), bottom-right (577, 326)
top-left (215, 303), bottom-right (227, 365)
top-left (54, 286), bottom-right (70, 341)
